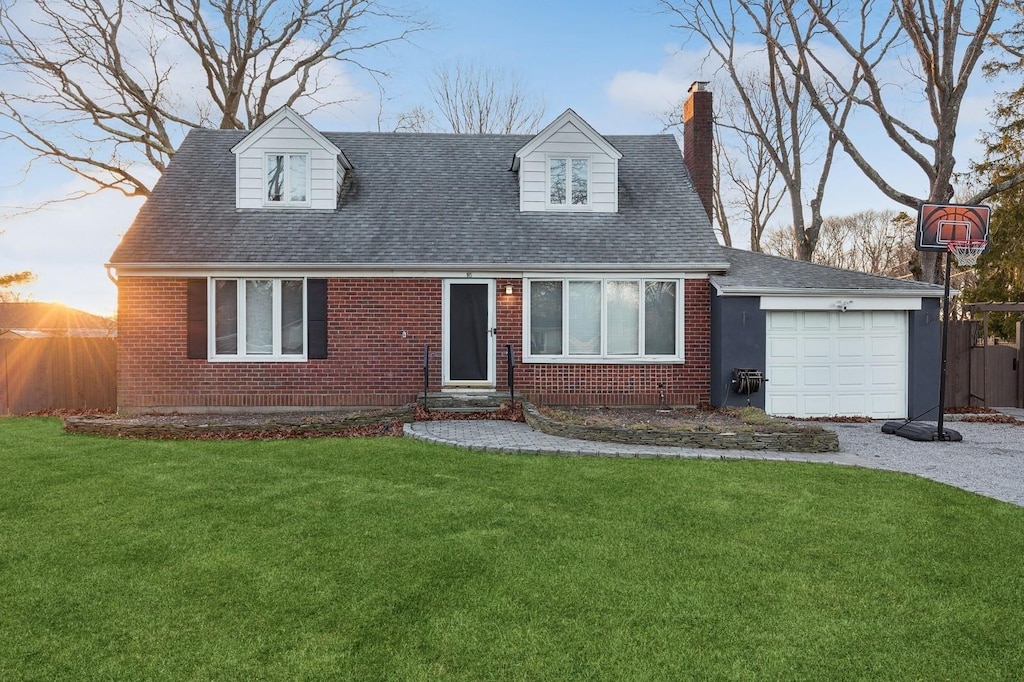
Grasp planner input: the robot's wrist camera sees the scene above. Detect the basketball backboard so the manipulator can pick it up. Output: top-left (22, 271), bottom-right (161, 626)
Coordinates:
top-left (916, 203), bottom-right (991, 252)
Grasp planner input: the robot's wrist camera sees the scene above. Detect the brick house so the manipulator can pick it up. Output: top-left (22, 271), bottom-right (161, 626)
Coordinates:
top-left (108, 83), bottom-right (944, 418)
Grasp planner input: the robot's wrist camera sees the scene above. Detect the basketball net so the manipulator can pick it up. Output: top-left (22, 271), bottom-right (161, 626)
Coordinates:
top-left (946, 239), bottom-right (987, 267)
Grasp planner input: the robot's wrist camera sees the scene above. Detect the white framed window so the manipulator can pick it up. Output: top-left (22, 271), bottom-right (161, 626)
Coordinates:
top-left (524, 278), bottom-right (682, 362)
top-left (547, 156), bottom-right (590, 207)
top-left (265, 153), bottom-right (309, 205)
top-left (210, 278), bottom-right (306, 360)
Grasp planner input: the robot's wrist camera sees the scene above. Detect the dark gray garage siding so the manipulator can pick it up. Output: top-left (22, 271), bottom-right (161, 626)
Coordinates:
top-left (711, 294), bottom-right (942, 419)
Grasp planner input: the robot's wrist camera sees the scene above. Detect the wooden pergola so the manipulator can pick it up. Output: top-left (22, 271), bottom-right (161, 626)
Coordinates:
top-left (964, 303), bottom-right (1024, 312)
top-left (964, 302), bottom-right (1024, 340)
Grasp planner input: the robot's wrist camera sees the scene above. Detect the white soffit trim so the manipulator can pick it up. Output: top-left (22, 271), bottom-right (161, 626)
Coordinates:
top-left (759, 296), bottom-right (924, 311)
top-left (230, 106), bottom-right (342, 157)
top-left (711, 281), bottom-right (945, 299)
top-left (512, 108), bottom-right (623, 167)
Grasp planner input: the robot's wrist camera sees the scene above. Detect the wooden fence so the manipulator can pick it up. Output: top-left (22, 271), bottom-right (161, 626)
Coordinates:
top-left (0, 337), bottom-right (116, 415)
top-left (945, 321), bottom-right (1023, 408)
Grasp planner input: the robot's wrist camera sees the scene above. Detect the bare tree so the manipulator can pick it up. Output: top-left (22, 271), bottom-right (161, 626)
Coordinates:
top-left (406, 60), bottom-right (546, 134)
top-left (388, 105), bottom-right (436, 133)
top-left (0, 0), bottom-right (427, 200)
top-left (764, 209), bottom-right (916, 277)
top-left (744, 0), bottom-right (1019, 282)
top-left (662, 0), bottom-right (858, 261)
top-left (760, 223), bottom-right (797, 258)
top-left (723, 132), bottom-right (786, 252)
top-left (663, 81), bottom-right (784, 250)
top-left (815, 209), bottom-right (916, 276)
top-left (714, 85), bottom-right (787, 252)
top-left (711, 135), bottom-right (733, 247)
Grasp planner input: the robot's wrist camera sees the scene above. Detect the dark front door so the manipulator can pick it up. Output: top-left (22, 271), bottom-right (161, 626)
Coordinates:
top-left (448, 282), bottom-right (491, 383)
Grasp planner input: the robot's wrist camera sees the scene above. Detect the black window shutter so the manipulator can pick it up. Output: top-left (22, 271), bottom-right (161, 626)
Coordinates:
top-left (307, 279), bottom-right (328, 359)
top-left (186, 279), bottom-right (208, 359)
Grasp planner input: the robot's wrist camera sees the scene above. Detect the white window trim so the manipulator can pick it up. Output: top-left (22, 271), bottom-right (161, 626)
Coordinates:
top-left (208, 277), bottom-right (308, 362)
top-left (545, 154), bottom-right (591, 210)
top-left (522, 277), bottom-right (684, 363)
top-left (263, 152), bottom-right (311, 207)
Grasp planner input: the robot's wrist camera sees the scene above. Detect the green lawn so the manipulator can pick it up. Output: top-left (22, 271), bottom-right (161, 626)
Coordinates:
top-left (1, 417), bottom-right (1022, 681)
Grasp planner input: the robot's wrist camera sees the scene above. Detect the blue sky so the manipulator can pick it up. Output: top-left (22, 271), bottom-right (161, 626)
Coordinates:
top-left (0, 0), bottom-right (999, 315)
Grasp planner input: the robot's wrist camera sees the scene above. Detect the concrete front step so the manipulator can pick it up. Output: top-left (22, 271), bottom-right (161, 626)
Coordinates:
top-left (440, 406), bottom-right (501, 414)
top-left (421, 391), bottom-right (519, 411)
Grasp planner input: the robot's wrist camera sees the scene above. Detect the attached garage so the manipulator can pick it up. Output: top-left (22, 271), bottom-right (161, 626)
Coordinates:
top-left (710, 248), bottom-right (945, 420)
top-left (765, 310), bottom-right (907, 418)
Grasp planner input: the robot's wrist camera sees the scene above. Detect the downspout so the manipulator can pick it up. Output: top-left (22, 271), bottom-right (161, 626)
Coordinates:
top-left (105, 265), bottom-right (118, 285)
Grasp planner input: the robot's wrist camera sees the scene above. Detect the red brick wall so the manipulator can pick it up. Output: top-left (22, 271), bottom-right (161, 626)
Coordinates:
top-left (117, 276), bottom-right (711, 411)
top-left (496, 278), bottom-right (710, 406)
top-left (683, 83), bottom-right (714, 222)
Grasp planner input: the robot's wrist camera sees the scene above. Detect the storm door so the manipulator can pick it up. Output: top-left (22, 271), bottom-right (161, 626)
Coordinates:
top-left (444, 280), bottom-right (495, 386)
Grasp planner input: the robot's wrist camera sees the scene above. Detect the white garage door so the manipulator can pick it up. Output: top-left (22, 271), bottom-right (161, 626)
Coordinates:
top-left (765, 310), bottom-right (907, 419)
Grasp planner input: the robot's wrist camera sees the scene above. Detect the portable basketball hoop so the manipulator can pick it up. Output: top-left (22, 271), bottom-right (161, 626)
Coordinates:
top-left (883, 204), bottom-right (992, 443)
top-left (947, 239), bottom-right (988, 267)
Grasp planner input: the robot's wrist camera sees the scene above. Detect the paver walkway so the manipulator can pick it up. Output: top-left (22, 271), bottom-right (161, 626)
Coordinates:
top-left (406, 419), bottom-right (862, 463)
top-left (405, 418), bottom-right (1024, 507)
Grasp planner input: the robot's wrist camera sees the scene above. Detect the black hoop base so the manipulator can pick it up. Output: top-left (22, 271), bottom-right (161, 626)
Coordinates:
top-left (881, 421), bottom-right (963, 442)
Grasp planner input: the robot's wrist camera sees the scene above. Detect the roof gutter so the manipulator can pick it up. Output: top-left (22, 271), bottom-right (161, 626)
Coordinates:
top-left (107, 261), bottom-right (733, 276)
top-left (710, 283), bottom-right (949, 298)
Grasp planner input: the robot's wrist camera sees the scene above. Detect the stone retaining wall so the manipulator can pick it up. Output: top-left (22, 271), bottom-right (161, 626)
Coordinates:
top-left (523, 404), bottom-right (839, 453)
top-left (64, 406), bottom-right (413, 439)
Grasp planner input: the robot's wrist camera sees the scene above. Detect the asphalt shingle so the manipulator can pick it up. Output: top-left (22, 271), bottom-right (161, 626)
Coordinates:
top-left (108, 127), bottom-right (947, 298)
top-left (710, 247), bottom-right (944, 296)
top-left (109, 130), bottom-right (725, 268)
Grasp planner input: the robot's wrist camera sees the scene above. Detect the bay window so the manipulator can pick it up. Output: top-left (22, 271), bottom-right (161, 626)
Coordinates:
top-left (211, 278), bottom-right (306, 359)
top-left (526, 278), bottom-right (681, 361)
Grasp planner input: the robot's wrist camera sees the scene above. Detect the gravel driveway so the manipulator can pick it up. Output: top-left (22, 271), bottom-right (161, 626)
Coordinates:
top-left (828, 420), bottom-right (1024, 507)
top-left (407, 419), bottom-right (1024, 508)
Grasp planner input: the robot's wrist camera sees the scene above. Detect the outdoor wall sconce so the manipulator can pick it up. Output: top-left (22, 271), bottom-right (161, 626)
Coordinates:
top-left (505, 285), bottom-right (514, 296)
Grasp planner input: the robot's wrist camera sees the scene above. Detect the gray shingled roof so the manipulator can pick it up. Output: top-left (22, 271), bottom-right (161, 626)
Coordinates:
top-left (109, 130), bottom-right (726, 268)
top-left (711, 247), bottom-right (945, 296)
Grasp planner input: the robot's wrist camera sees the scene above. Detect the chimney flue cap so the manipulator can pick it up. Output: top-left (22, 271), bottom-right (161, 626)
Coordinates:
top-left (689, 81), bottom-right (710, 93)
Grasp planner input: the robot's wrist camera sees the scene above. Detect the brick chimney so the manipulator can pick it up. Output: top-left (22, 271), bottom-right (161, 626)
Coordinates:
top-left (683, 81), bottom-right (713, 221)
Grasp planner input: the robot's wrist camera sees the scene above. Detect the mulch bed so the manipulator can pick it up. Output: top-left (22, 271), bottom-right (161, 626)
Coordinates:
top-left (23, 409), bottom-right (115, 418)
top-left (125, 420), bottom-right (408, 441)
top-left (945, 406), bottom-right (1000, 414)
top-left (414, 401), bottom-right (524, 423)
top-left (959, 414), bottom-right (1022, 424)
top-left (790, 415), bottom-right (875, 423)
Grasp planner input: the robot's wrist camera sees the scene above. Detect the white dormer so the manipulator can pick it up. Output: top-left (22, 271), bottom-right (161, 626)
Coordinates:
top-left (231, 107), bottom-right (352, 210)
top-left (512, 109), bottom-right (622, 213)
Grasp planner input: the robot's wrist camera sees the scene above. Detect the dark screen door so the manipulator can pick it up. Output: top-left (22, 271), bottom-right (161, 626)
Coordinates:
top-left (449, 283), bottom-right (489, 382)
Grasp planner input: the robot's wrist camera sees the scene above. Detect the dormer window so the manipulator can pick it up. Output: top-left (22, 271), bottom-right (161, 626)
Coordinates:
top-left (514, 110), bottom-right (619, 213)
top-left (265, 153), bottom-right (309, 205)
top-left (548, 157), bottom-right (589, 207)
top-left (232, 107), bottom-right (349, 210)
